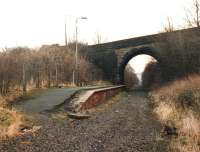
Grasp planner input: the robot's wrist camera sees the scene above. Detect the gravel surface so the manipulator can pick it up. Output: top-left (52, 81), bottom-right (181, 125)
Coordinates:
top-left (0, 91), bottom-right (169, 152)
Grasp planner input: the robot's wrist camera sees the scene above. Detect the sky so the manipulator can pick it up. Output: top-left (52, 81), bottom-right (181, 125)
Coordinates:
top-left (129, 55), bottom-right (156, 74)
top-left (0, 0), bottom-right (193, 48)
top-left (129, 55), bottom-right (156, 84)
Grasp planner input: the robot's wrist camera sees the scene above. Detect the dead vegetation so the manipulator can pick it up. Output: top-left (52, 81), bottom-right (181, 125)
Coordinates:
top-left (147, 16), bottom-right (200, 150)
top-left (0, 44), bottom-right (103, 96)
top-left (0, 107), bottom-right (23, 138)
top-left (0, 43), bottom-right (104, 138)
top-left (149, 75), bottom-right (200, 152)
top-left (185, 0), bottom-right (200, 28)
top-left (148, 8), bottom-right (200, 150)
top-left (124, 64), bottom-right (139, 89)
top-left (142, 60), bottom-right (162, 89)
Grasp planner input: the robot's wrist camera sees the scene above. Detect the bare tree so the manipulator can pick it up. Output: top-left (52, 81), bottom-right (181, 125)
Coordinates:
top-left (0, 44), bottom-right (103, 96)
top-left (163, 17), bottom-right (175, 32)
top-left (185, 0), bottom-right (200, 28)
top-left (93, 32), bottom-right (107, 44)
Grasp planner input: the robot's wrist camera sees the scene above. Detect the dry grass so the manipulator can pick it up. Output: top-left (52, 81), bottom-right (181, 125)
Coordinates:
top-left (149, 74), bottom-right (200, 152)
top-left (0, 91), bottom-right (29, 138)
top-left (0, 107), bottom-right (23, 138)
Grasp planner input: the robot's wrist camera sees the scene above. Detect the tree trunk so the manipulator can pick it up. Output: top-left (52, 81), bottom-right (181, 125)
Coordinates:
top-left (47, 71), bottom-right (51, 88)
top-left (22, 63), bottom-right (27, 93)
top-left (55, 65), bottom-right (58, 87)
top-left (36, 71), bottom-right (40, 88)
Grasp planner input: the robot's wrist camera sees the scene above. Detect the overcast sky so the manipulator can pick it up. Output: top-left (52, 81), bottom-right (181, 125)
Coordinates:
top-left (0, 0), bottom-right (193, 48)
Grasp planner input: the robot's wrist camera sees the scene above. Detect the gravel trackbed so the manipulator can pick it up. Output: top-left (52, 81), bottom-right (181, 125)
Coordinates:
top-left (0, 91), bottom-right (169, 152)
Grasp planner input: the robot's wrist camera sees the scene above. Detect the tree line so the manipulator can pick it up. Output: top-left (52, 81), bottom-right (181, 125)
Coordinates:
top-left (0, 44), bottom-right (103, 95)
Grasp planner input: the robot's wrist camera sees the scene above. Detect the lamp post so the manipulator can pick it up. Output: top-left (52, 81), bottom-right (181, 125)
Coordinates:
top-left (64, 15), bottom-right (70, 46)
top-left (73, 16), bottom-right (87, 85)
top-left (65, 19), bottom-right (68, 46)
top-left (64, 14), bottom-right (73, 46)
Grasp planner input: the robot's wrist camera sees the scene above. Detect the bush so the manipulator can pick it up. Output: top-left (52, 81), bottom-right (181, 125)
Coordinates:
top-left (142, 60), bottom-right (162, 89)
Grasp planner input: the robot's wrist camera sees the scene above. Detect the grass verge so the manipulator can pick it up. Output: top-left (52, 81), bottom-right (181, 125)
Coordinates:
top-left (0, 89), bottom-right (41, 138)
top-left (0, 107), bottom-right (23, 138)
top-left (149, 74), bottom-right (200, 152)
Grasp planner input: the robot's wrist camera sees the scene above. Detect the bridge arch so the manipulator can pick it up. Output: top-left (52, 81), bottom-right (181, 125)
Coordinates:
top-left (118, 46), bottom-right (162, 84)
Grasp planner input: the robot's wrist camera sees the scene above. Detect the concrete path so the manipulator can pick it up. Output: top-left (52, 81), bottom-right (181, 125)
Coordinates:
top-left (13, 86), bottom-right (109, 113)
top-left (13, 88), bottom-right (80, 113)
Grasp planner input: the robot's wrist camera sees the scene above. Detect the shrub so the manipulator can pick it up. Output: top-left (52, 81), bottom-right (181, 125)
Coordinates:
top-left (142, 60), bottom-right (162, 89)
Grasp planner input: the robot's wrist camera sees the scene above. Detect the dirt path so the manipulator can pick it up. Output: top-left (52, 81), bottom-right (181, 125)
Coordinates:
top-left (0, 91), bottom-right (169, 152)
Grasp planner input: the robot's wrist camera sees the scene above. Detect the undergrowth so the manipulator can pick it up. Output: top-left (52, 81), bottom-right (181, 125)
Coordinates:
top-left (149, 74), bottom-right (200, 152)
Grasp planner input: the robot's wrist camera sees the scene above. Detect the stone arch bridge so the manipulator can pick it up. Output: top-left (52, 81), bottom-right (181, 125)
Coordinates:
top-left (85, 27), bottom-right (200, 84)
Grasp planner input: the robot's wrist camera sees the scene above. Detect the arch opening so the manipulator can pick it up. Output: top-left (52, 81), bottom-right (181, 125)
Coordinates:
top-left (118, 47), bottom-right (162, 89)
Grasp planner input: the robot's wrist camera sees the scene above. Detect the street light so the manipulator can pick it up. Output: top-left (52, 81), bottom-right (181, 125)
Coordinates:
top-left (65, 17), bottom-right (68, 46)
top-left (73, 16), bottom-right (87, 85)
top-left (64, 14), bottom-right (73, 46)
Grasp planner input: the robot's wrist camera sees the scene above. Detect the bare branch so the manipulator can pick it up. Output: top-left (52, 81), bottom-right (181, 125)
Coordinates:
top-left (163, 17), bottom-right (175, 32)
top-left (93, 31), bottom-right (108, 44)
top-left (185, 0), bottom-right (200, 28)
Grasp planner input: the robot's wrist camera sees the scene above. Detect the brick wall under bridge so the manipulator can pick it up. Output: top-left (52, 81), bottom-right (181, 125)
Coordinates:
top-left (85, 27), bottom-right (200, 84)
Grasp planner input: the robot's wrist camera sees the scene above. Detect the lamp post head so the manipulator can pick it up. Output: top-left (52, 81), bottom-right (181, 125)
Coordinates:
top-left (80, 17), bottom-right (87, 19)
top-left (76, 16), bottom-right (87, 24)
